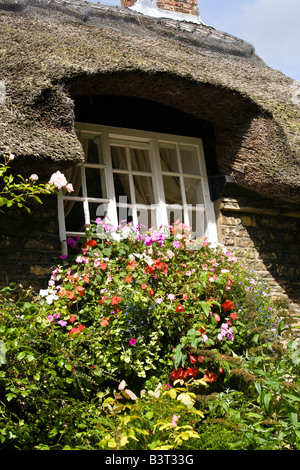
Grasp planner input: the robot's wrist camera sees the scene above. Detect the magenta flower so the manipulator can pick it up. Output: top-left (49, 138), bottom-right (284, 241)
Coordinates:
top-left (129, 338), bottom-right (137, 346)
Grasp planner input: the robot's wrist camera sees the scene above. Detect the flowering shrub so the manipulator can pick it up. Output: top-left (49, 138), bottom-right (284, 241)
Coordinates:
top-left (38, 218), bottom-right (280, 387)
top-left (0, 154), bottom-right (73, 212)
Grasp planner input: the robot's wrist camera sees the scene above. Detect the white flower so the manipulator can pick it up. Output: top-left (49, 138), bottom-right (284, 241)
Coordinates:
top-left (48, 171), bottom-right (68, 189)
top-left (29, 174), bottom-right (38, 181)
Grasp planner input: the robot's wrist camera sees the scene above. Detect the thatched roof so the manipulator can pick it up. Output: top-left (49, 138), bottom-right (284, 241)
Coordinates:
top-left (0, 0), bottom-right (299, 203)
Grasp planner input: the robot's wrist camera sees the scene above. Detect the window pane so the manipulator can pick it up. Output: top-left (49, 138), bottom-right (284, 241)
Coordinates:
top-left (85, 167), bottom-right (107, 199)
top-left (163, 175), bottom-right (182, 204)
top-left (167, 207), bottom-right (184, 226)
top-left (133, 175), bottom-right (154, 205)
top-left (111, 146), bottom-right (128, 169)
top-left (130, 148), bottom-right (151, 172)
top-left (180, 146), bottom-right (201, 175)
top-left (113, 173), bottom-right (131, 203)
top-left (159, 144), bottom-right (179, 172)
top-left (65, 201), bottom-right (85, 233)
top-left (89, 201), bottom-right (108, 224)
top-left (184, 177), bottom-right (204, 205)
top-left (87, 138), bottom-right (104, 164)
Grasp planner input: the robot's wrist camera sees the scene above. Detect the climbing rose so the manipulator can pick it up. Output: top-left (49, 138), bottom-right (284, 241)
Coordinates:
top-left (48, 171), bottom-right (68, 189)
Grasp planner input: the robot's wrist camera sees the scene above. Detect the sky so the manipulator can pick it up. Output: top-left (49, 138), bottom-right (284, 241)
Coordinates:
top-left (87, 0), bottom-right (300, 81)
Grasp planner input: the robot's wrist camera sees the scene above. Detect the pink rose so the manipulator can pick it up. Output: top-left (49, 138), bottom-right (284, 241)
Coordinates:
top-left (48, 171), bottom-right (67, 189)
top-left (65, 183), bottom-right (74, 193)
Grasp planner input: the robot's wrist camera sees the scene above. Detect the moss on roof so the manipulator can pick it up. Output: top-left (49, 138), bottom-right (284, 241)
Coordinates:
top-left (0, 0), bottom-right (299, 203)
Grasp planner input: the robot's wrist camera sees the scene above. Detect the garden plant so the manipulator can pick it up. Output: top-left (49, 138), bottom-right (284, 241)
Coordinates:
top-left (0, 155), bottom-right (299, 450)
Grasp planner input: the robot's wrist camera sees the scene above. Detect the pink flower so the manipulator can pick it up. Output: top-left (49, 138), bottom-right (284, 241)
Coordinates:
top-left (214, 314), bottom-right (221, 322)
top-left (129, 338), bottom-right (137, 346)
top-left (48, 171), bottom-right (67, 189)
top-left (171, 414), bottom-right (179, 427)
top-left (65, 183), bottom-right (74, 193)
top-left (173, 240), bottom-right (181, 249)
top-left (29, 174), bottom-right (38, 181)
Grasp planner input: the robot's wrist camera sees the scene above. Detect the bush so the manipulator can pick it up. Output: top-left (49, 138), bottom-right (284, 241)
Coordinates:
top-left (0, 219), bottom-right (298, 450)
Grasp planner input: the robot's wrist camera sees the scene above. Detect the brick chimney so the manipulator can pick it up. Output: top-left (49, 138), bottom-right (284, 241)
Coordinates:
top-left (121, 0), bottom-right (202, 24)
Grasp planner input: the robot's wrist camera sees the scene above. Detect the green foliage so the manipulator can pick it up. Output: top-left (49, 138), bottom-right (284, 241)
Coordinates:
top-left (0, 217), bottom-right (299, 450)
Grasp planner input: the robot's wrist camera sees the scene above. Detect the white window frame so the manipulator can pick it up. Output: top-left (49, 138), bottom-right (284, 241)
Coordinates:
top-left (58, 123), bottom-right (218, 254)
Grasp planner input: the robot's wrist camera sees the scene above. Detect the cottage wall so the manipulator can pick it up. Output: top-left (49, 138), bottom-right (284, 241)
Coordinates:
top-left (0, 196), bottom-right (61, 289)
top-left (216, 197), bottom-right (300, 302)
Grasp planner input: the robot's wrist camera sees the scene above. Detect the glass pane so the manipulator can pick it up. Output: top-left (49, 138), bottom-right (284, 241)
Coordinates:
top-left (163, 175), bottom-right (182, 205)
top-left (111, 146), bottom-right (128, 170)
top-left (113, 173), bottom-right (131, 203)
top-left (136, 207), bottom-right (154, 231)
top-left (159, 144), bottom-right (179, 172)
top-left (130, 148), bottom-right (151, 172)
top-left (117, 206), bottom-right (133, 225)
top-left (87, 138), bottom-right (104, 164)
top-left (191, 210), bottom-right (205, 238)
top-left (88, 201), bottom-right (108, 224)
top-left (133, 175), bottom-right (154, 205)
top-left (184, 177), bottom-right (204, 205)
top-left (65, 201), bottom-right (85, 233)
top-left (85, 167), bottom-right (107, 199)
top-left (180, 146), bottom-right (201, 175)
top-left (167, 207), bottom-right (184, 226)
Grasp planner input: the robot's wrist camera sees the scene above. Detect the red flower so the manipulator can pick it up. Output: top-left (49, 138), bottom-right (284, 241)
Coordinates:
top-left (145, 265), bottom-right (155, 275)
top-left (125, 276), bottom-right (132, 283)
top-left (230, 312), bottom-right (238, 320)
top-left (214, 314), bottom-right (221, 322)
top-left (127, 260), bottom-right (137, 269)
top-left (69, 324), bottom-right (85, 335)
top-left (141, 284), bottom-right (147, 290)
top-left (189, 355), bottom-right (197, 364)
top-left (69, 315), bottom-right (76, 323)
top-left (169, 367), bottom-right (185, 382)
top-left (98, 295), bottom-right (107, 304)
top-left (85, 239), bottom-right (97, 247)
top-left (66, 291), bottom-right (76, 301)
top-left (221, 299), bottom-right (235, 311)
top-left (100, 318), bottom-right (109, 327)
top-left (148, 288), bottom-right (154, 298)
top-left (111, 295), bottom-right (122, 305)
top-left (203, 371), bottom-right (218, 383)
top-left (75, 285), bottom-right (85, 297)
top-left (99, 262), bottom-right (107, 270)
top-left (183, 367), bottom-right (201, 379)
top-left (176, 304), bottom-right (185, 313)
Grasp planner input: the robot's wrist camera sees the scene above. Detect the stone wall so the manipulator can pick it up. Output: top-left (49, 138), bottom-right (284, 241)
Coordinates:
top-left (0, 195), bottom-right (61, 290)
top-left (216, 196), bottom-right (300, 304)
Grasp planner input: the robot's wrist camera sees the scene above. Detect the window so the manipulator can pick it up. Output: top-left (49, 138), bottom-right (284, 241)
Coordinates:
top-left (58, 123), bottom-right (218, 253)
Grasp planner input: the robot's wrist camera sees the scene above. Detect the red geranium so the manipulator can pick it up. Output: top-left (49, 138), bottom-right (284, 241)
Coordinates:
top-left (221, 299), bottom-right (235, 311)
